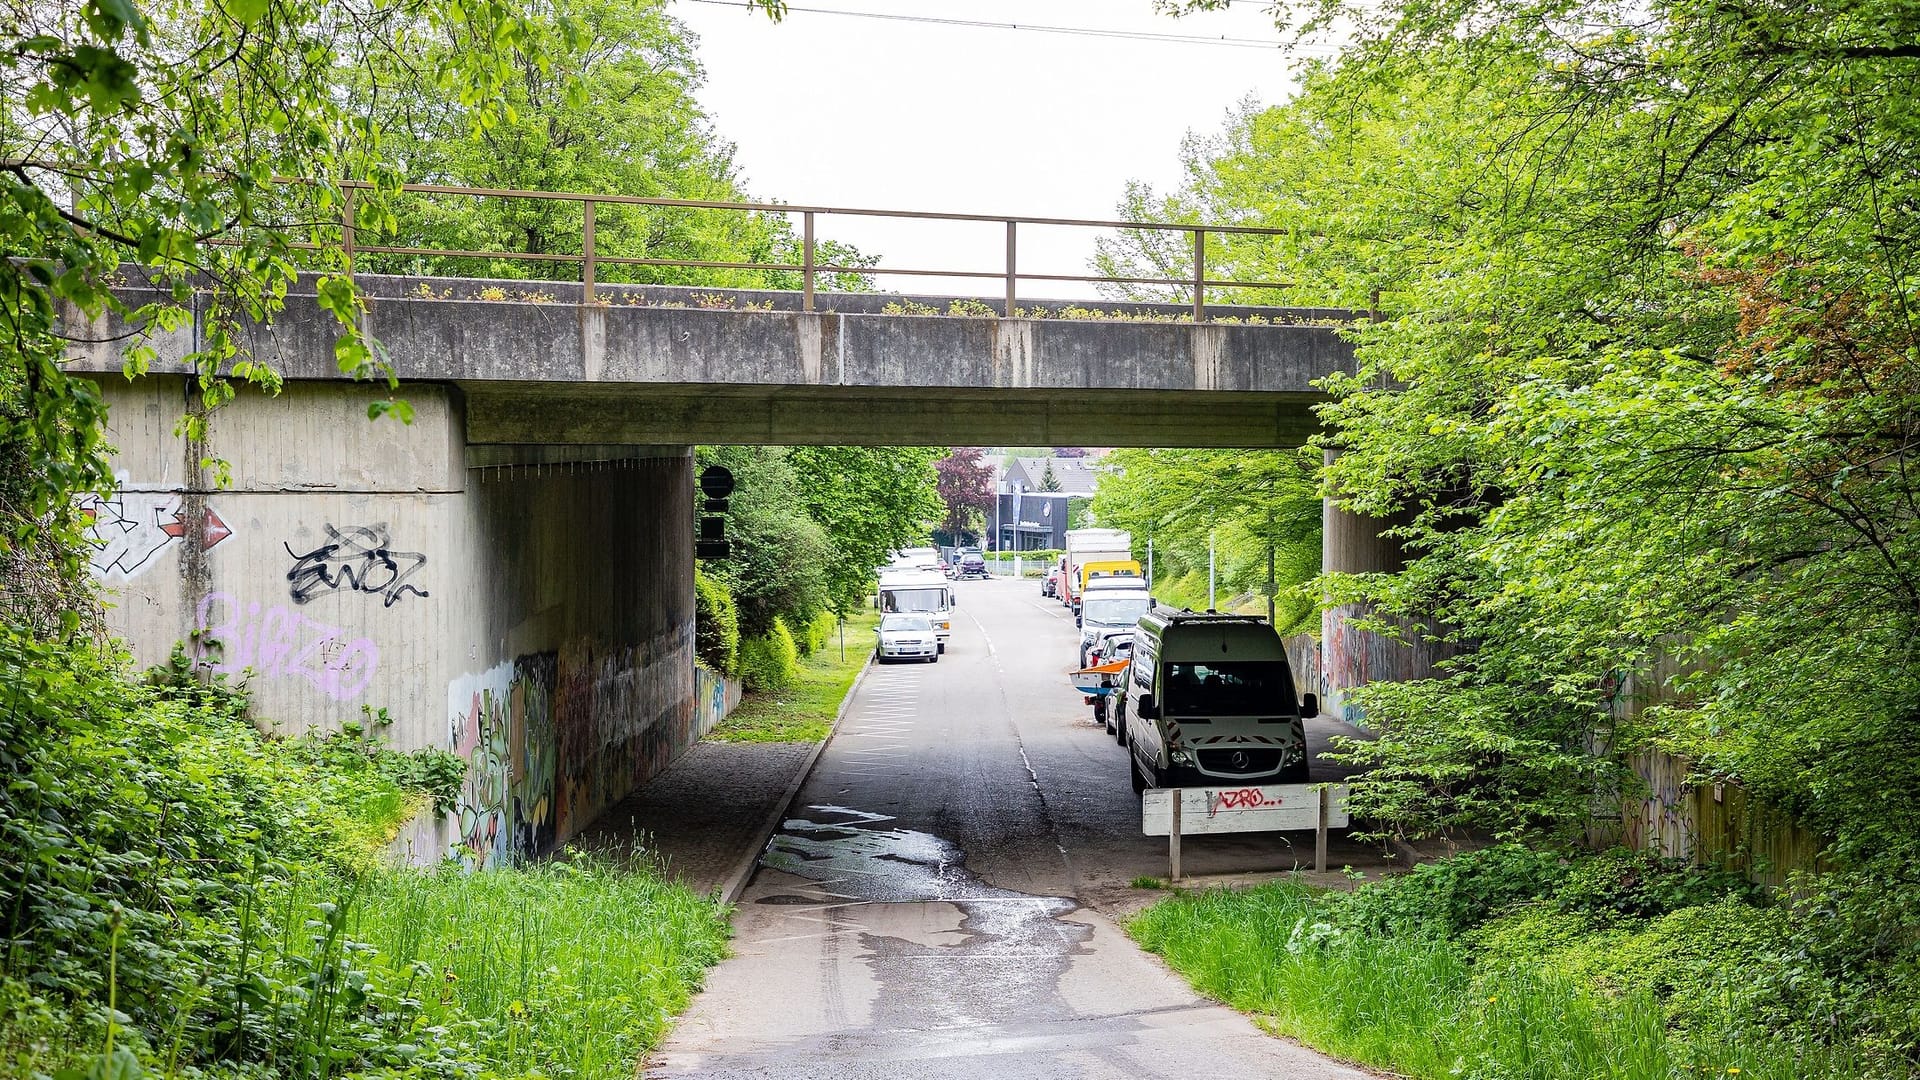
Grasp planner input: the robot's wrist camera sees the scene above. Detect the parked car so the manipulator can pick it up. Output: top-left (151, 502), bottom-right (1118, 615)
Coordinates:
top-left (1042, 567), bottom-right (1059, 597)
top-left (1083, 630), bottom-right (1133, 735)
top-left (939, 560), bottom-right (955, 579)
top-left (957, 552), bottom-right (989, 579)
top-left (875, 613), bottom-right (939, 663)
top-left (1077, 577), bottom-right (1154, 666)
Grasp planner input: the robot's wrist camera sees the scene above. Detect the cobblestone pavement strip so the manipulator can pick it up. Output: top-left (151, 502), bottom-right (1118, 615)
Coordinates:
top-left (569, 740), bottom-right (818, 897)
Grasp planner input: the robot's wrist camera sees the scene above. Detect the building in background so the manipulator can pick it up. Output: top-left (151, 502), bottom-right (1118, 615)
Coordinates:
top-left (989, 454), bottom-right (1103, 550)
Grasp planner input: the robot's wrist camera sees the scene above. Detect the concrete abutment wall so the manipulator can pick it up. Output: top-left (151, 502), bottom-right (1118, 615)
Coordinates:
top-left (90, 377), bottom-right (712, 866)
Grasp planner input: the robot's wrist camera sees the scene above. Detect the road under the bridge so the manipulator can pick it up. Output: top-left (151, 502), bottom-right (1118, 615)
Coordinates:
top-left (646, 577), bottom-right (1382, 1080)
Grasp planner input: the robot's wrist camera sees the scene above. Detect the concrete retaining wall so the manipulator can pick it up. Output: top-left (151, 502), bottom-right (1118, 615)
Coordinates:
top-left (90, 376), bottom-right (703, 866)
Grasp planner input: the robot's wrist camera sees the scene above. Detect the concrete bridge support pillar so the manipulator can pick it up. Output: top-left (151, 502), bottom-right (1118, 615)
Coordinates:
top-left (1319, 465), bottom-right (1458, 726)
top-left (90, 377), bottom-right (703, 866)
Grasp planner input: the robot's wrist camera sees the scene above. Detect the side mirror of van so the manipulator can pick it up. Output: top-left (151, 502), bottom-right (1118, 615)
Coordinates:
top-left (1301, 692), bottom-right (1319, 719)
top-left (1137, 693), bottom-right (1160, 721)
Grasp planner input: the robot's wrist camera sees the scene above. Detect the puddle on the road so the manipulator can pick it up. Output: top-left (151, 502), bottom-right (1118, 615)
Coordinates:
top-left (758, 804), bottom-right (1093, 1030)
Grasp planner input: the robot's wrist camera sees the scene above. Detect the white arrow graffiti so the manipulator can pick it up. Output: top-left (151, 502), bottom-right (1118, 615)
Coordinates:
top-left (80, 474), bottom-right (233, 583)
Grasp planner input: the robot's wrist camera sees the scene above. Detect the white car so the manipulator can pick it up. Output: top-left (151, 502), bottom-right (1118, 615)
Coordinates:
top-left (875, 613), bottom-right (939, 663)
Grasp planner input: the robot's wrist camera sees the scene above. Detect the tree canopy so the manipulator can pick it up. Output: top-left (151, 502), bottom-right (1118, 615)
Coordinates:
top-left (1090, 448), bottom-right (1321, 628)
top-left (1113, 0), bottom-right (1920, 865)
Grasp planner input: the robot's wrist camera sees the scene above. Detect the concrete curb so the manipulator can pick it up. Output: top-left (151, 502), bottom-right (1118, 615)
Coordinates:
top-left (718, 648), bottom-right (877, 907)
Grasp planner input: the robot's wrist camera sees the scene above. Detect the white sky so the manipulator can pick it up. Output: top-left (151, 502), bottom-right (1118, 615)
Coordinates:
top-left (670, 0), bottom-right (1317, 298)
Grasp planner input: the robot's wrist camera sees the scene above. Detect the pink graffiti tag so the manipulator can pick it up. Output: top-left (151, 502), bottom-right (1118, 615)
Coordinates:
top-left (195, 592), bottom-right (378, 701)
top-left (1207, 788), bottom-right (1285, 817)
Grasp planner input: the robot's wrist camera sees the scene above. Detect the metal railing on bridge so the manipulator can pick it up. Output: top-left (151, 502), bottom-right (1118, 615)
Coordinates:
top-left (286, 179), bottom-right (1300, 320)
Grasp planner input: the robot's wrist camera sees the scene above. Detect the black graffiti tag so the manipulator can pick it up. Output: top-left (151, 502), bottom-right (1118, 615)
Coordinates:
top-left (285, 524), bottom-right (430, 608)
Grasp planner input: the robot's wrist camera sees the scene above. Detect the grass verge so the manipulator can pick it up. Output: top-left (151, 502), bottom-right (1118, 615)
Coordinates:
top-left (351, 854), bottom-right (731, 1078)
top-left (1128, 881), bottom-right (1874, 1080)
top-left (708, 609), bottom-right (879, 743)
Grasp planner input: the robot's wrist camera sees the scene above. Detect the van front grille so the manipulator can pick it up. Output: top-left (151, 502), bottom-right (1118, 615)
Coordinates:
top-left (1196, 748), bottom-right (1284, 776)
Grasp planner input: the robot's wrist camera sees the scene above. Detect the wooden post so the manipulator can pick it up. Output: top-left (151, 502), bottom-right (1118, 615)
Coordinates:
top-left (1315, 785), bottom-right (1330, 873)
top-left (1169, 792), bottom-right (1183, 883)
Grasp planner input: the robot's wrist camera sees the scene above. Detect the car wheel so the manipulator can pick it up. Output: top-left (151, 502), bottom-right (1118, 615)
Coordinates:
top-left (1114, 704), bottom-right (1128, 744)
top-left (1129, 754), bottom-right (1147, 794)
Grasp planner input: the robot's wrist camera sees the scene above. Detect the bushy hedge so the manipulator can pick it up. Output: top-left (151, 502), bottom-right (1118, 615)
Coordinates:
top-left (794, 611), bottom-right (836, 656)
top-left (738, 617), bottom-right (799, 692)
top-left (693, 569), bottom-right (740, 674)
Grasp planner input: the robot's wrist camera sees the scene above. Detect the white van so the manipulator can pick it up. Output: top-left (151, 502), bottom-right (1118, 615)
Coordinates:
top-left (876, 568), bottom-right (954, 652)
top-left (1119, 608), bottom-right (1319, 792)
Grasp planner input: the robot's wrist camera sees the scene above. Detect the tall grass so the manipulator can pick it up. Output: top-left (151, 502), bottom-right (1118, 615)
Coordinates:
top-left (351, 856), bottom-right (731, 1078)
top-left (1128, 883), bottom-right (1875, 1080)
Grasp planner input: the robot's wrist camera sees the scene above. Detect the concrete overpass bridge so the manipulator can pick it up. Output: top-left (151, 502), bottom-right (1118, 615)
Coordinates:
top-left (66, 187), bottom-right (1437, 866)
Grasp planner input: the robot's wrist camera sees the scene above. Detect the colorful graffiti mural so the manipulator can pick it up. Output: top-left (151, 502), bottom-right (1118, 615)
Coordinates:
top-left (1320, 603), bottom-right (1461, 727)
top-left (195, 592), bottom-right (378, 701)
top-left (445, 624), bottom-right (709, 866)
top-left (447, 656), bottom-right (558, 868)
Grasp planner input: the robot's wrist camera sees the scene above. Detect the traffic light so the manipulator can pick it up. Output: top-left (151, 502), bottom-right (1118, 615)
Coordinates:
top-left (696, 465), bottom-right (734, 560)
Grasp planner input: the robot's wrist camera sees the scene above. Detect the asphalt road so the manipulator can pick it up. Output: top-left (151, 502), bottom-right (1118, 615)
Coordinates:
top-left (646, 578), bottom-right (1381, 1079)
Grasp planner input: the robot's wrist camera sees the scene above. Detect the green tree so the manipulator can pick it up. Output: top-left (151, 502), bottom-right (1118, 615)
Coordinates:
top-left (1090, 448), bottom-right (1321, 629)
top-left (787, 446), bottom-right (944, 612)
top-left (1129, 0), bottom-right (1920, 857)
top-left (359, 0), bottom-right (870, 288)
top-left (698, 445), bottom-right (829, 637)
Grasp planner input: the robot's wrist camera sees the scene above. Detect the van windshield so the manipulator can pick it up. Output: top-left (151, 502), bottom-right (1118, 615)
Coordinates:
top-left (1164, 661), bottom-right (1293, 716)
top-left (881, 587), bottom-right (948, 613)
top-left (1082, 594), bottom-right (1152, 628)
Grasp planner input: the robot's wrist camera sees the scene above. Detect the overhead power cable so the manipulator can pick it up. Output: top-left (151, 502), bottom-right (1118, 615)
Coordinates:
top-left (682, 0), bottom-right (1331, 52)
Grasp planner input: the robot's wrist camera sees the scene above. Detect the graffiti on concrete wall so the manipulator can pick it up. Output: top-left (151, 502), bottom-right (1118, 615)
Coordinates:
top-left (445, 626), bottom-right (701, 865)
top-left (285, 524), bottom-right (430, 607)
top-left (447, 656), bottom-right (558, 868)
top-left (195, 592), bottom-right (378, 701)
top-left (79, 473), bottom-right (232, 582)
top-left (1321, 604), bottom-right (1461, 726)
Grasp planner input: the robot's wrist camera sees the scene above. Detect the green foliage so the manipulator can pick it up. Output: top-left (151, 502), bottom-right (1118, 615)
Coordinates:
top-left (794, 610), bottom-right (836, 657)
top-left (786, 446), bottom-right (945, 614)
top-left (0, 625), bottom-right (728, 1079)
top-left (711, 609), bottom-right (876, 743)
top-left (1336, 843), bottom-right (1570, 939)
top-left (1131, 850), bottom-right (1887, 1079)
top-left (738, 617), bottom-right (799, 693)
top-left (1552, 848), bottom-right (1758, 927)
top-left (693, 569), bottom-right (740, 674)
top-left (1090, 448), bottom-right (1321, 631)
top-left (353, 0), bottom-right (862, 290)
top-left (1131, 0), bottom-right (1920, 880)
top-left (698, 446), bottom-right (831, 638)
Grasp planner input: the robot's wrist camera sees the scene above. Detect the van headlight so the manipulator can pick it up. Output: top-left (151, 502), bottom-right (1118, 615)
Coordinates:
top-left (1169, 749), bottom-right (1195, 766)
